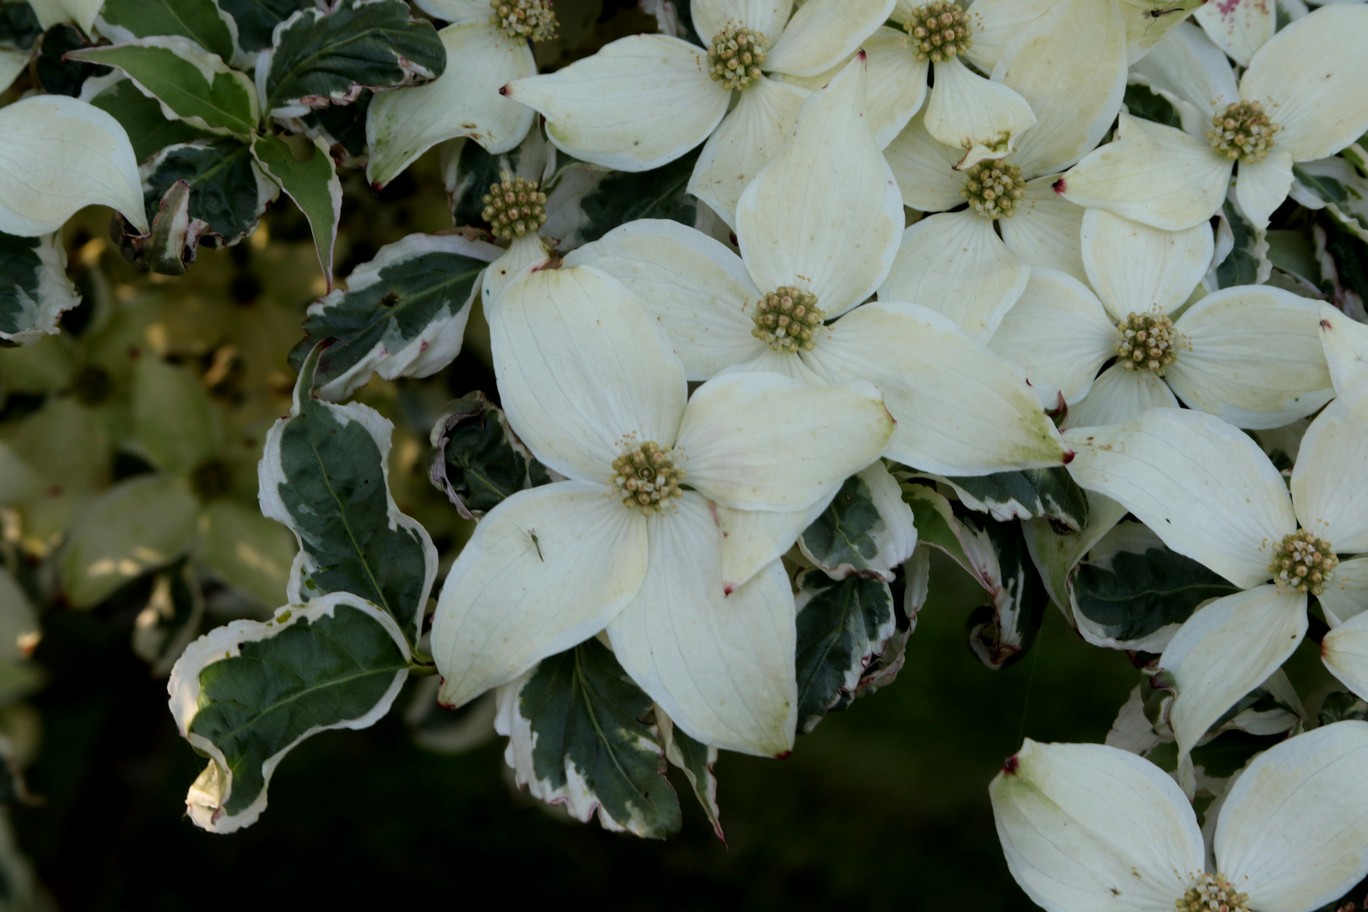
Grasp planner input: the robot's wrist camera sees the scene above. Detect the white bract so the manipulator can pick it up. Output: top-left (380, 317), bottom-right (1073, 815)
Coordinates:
top-left (1063, 394), bottom-right (1368, 789)
top-left (501, 0), bottom-right (893, 224)
top-left (430, 264), bottom-right (894, 756)
top-left (564, 59), bottom-right (1069, 488)
top-left (991, 722), bottom-right (1368, 912)
top-left (1059, 8), bottom-right (1368, 231)
top-left (990, 209), bottom-right (1333, 429)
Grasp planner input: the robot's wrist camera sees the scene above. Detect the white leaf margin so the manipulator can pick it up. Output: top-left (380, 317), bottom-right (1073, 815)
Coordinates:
top-left (166, 594), bottom-right (412, 834)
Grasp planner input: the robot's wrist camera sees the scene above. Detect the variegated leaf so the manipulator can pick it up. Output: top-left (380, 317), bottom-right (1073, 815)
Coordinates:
top-left (545, 152), bottom-right (699, 249)
top-left (251, 134), bottom-right (342, 286)
top-left (261, 0), bottom-right (445, 120)
top-left (168, 594), bottom-right (412, 833)
top-left (494, 639), bottom-right (682, 839)
top-left (941, 466), bottom-right (1089, 531)
top-left (963, 518), bottom-right (1047, 671)
top-left (798, 463), bottom-right (917, 582)
top-left (84, 75), bottom-right (215, 162)
top-left (67, 36), bottom-right (258, 137)
top-left (131, 138), bottom-right (278, 273)
top-left (258, 345), bottom-right (438, 641)
top-left (97, 0), bottom-right (236, 62)
top-left (657, 711), bottom-right (723, 842)
top-left (1071, 521), bottom-right (1240, 653)
top-left (0, 231), bottom-right (80, 344)
top-left (794, 571), bottom-right (898, 733)
top-left (1215, 196), bottom-right (1270, 287)
top-left (217, 0), bottom-right (308, 54)
top-left (427, 391), bottom-right (551, 520)
top-left (295, 232), bottom-right (499, 400)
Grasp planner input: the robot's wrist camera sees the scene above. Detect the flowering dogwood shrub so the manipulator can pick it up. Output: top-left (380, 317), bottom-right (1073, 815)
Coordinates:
top-left (5, 0), bottom-right (1368, 908)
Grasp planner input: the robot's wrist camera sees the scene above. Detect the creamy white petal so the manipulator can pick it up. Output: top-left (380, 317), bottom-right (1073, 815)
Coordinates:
top-left (1319, 303), bottom-right (1368, 395)
top-left (1162, 586), bottom-right (1307, 784)
top-left (1063, 408), bottom-right (1296, 587)
top-left (480, 233), bottom-right (553, 316)
top-left (1320, 557), bottom-right (1368, 626)
top-left (960, 0), bottom-right (1055, 74)
top-left (1194, 0), bottom-right (1274, 65)
top-left (490, 265), bottom-right (687, 481)
top-left (992, 0), bottom-right (1127, 176)
top-left (693, 0), bottom-right (790, 48)
top-left (562, 219), bottom-right (763, 379)
top-left (715, 500), bottom-right (828, 592)
top-left (1167, 285), bottom-right (1333, 430)
top-left (990, 739), bottom-right (1202, 912)
top-left (608, 498), bottom-right (797, 756)
top-left (1291, 385), bottom-right (1368, 551)
top-left (988, 267), bottom-right (1114, 407)
top-left (737, 57), bottom-right (902, 317)
top-left (884, 114), bottom-right (967, 211)
top-left (1233, 151), bottom-right (1294, 233)
top-left (1240, 5), bottom-right (1368, 162)
top-left (675, 372), bottom-right (892, 511)
top-left (880, 211), bottom-right (1029, 339)
top-left (810, 302), bottom-right (1069, 474)
top-left (763, 0), bottom-right (893, 77)
top-left (1324, 613), bottom-right (1368, 702)
top-left (862, 26), bottom-right (929, 147)
top-left (687, 75), bottom-right (806, 229)
top-left (1056, 114), bottom-right (1231, 231)
top-left (1082, 209), bottom-right (1213, 320)
top-left (1130, 20), bottom-right (1235, 127)
top-left (0, 95), bottom-right (147, 235)
top-left (999, 178), bottom-right (1086, 282)
top-left (924, 57), bottom-right (1036, 170)
top-left (502, 35), bottom-right (730, 171)
top-left (1065, 363), bottom-right (1178, 428)
top-left (28, 0), bottom-right (102, 31)
top-left (365, 22), bottom-right (535, 188)
top-left (1215, 721), bottom-right (1368, 911)
top-left (432, 482), bottom-right (650, 708)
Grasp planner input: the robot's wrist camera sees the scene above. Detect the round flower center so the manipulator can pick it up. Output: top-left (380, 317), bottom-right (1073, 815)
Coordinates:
top-left (904, 1), bottom-right (972, 62)
top-left (489, 0), bottom-right (557, 43)
top-left (1177, 872), bottom-right (1249, 912)
top-left (1115, 312), bottom-right (1181, 376)
top-left (72, 365), bottom-right (114, 406)
top-left (1208, 100), bottom-right (1279, 164)
top-left (962, 159), bottom-right (1026, 219)
top-left (1270, 528), bottom-right (1338, 596)
top-left (481, 174), bottom-right (547, 241)
top-left (707, 23), bottom-right (768, 91)
top-left (611, 440), bottom-right (684, 514)
top-left (752, 285), bottom-right (823, 353)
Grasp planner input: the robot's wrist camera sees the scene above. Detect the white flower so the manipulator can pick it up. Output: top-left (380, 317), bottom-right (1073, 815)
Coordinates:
top-left (1063, 393), bottom-right (1368, 788)
top-left (1058, 7), bottom-right (1368, 231)
top-left (501, 0), bottom-right (894, 224)
top-left (991, 721), bottom-right (1368, 912)
top-left (429, 264), bottom-right (894, 756)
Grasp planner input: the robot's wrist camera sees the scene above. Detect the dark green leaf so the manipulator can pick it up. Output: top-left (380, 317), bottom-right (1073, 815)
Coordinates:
top-left (252, 134), bottom-right (341, 283)
top-left (129, 138), bottom-right (276, 273)
top-left (1122, 83), bottom-right (1181, 130)
top-left (794, 572), bottom-right (897, 733)
top-left (217, 0), bottom-right (310, 53)
top-left (1320, 691), bottom-right (1368, 725)
top-left (1216, 197), bottom-right (1269, 287)
top-left (0, 232), bottom-right (80, 344)
top-left (0, 2), bottom-right (40, 49)
top-left (1072, 527), bottom-right (1239, 650)
top-left (262, 0), bottom-right (444, 119)
top-left (172, 596), bottom-right (411, 831)
top-left (34, 24), bottom-right (104, 96)
top-left (943, 466), bottom-right (1088, 531)
top-left (551, 150), bottom-right (699, 247)
top-left (445, 138), bottom-right (526, 230)
top-left (296, 94), bottom-right (371, 166)
top-left (428, 391), bottom-right (551, 519)
top-left (502, 639), bottom-right (681, 838)
top-left (1318, 211), bottom-right (1368, 310)
top-left (1294, 163), bottom-right (1355, 206)
top-left (259, 345), bottom-right (438, 641)
top-left (98, 0), bottom-right (236, 62)
top-left (799, 476), bottom-right (881, 576)
top-left (294, 232), bottom-right (499, 400)
top-left (86, 77), bottom-right (214, 162)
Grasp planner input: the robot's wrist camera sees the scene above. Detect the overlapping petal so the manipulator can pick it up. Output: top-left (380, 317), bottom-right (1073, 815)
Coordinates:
top-left (1290, 385), bottom-right (1368, 551)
